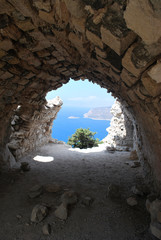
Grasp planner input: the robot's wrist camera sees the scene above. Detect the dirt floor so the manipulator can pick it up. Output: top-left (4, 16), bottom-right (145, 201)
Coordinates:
top-left (0, 143), bottom-right (154, 240)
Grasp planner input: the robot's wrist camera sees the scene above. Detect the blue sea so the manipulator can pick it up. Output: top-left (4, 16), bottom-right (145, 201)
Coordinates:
top-left (51, 107), bottom-right (110, 143)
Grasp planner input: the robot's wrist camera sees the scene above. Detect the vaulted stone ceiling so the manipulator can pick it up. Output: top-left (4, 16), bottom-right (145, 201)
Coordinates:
top-left (0, 0), bottom-right (161, 189)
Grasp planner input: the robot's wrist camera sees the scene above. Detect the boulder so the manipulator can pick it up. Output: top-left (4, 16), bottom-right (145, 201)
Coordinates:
top-left (150, 222), bottom-right (161, 240)
top-left (30, 204), bottom-right (48, 223)
top-left (107, 184), bottom-right (121, 199)
top-left (54, 203), bottom-right (68, 220)
top-left (28, 184), bottom-right (43, 198)
top-left (44, 183), bottom-right (61, 193)
top-left (127, 197), bottom-right (138, 206)
top-left (61, 191), bottom-right (77, 207)
top-left (42, 223), bottom-right (51, 235)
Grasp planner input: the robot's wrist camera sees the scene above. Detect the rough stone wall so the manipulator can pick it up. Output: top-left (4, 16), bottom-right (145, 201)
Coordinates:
top-left (8, 96), bottom-right (62, 161)
top-left (0, 0), bottom-right (160, 189)
top-left (103, 100), bottom-right (134, 151)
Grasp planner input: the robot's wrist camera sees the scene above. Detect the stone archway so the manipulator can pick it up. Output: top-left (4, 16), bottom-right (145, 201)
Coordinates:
top-left (0, 0), bottom-right (161, 191)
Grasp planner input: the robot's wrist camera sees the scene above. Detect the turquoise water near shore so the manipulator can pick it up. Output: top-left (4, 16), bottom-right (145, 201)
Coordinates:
top-left (51, 107), bottom-right (110, 143)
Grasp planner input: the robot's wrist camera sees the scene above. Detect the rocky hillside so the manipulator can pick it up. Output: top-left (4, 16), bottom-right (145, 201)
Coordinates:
top-left (84, 107), bottom-right (112, 120)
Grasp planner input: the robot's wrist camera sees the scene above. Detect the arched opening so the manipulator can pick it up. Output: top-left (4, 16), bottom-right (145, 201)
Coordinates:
top-left (46, 79), bottom-right (115, 144)
top-left (0, 0), bottom-right (161, 238)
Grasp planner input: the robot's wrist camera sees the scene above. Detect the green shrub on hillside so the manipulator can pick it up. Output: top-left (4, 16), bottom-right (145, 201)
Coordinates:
top-left (67, 128), bottom-right (100, 149)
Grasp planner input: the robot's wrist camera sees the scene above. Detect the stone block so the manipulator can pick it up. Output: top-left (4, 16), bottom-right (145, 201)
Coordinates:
top-left (69, 32), bottom-right (86, 56)
top-left (7, 0), bottom-right (38, 23)
top-left (150, 222), bottom-right (161, 240)
top-left (101, 26), bottom-right (136, 56)
top-left (71, 17), bottom-right (85, 33)
top-left (18, 48), bottom-right (41, 67)
top-left (31, 204), bottom-right (48, 223)
top-left (63, 0), bottom-right (85, 18)
top-left (0, 61), bottom-right (5, 68)
top-left (44, 58), bottom-right (58, 65)
top-left (37, 50), bottom-right (50, 58)
top-left (95, 47), bottom-right (107, 59)
top-left (0, 39), bottom-right (13, 51)
top-left (8, 58), bottom-right (20, 65)
top-left (134, 84), bottom-right (149, 100)
top-left (124, 0), bottom-right (161, 45)
top-left (0, 50), bottom-right (6, 58)
top-left (19, 79), bottom-right (30, 86)
top-left (15, 19), bottom-right (35, 31)
top-left (122, 43), bottom-right (155, 78)
top-left (0, 0), bottom-right (14, 14)
top-left (147, 60), bottom-right (161, 84)
top-left (8, 66), bottom-right (22, 75)
top-left (1, 24), bottom-right (21, 41)
top-left (39, 10), bottom-right (55, 24)
top-left (24, 72), bottom-right (36, 79)
top-left (55, 1), bottom-right (70, 25)
top-left (33, 0), bottom-right (51, 12)
top-left (0, 72), bottom-right (13, 80)
top-left (127, 89), bottom-right (139, 103)
top-left (93, 12), bottom-right (105, 25)
top-left (141, 73), bottom-right (161, 97)
top-left (86, 30), bottom-right (103, 49)
top-left (121, 68), bottom-right (138, 87)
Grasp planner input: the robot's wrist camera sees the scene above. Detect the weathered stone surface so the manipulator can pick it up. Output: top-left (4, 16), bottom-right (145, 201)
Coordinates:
top-left (141, 73), bottom-right (161, 97)
top-left (54, 203), bottom-right (68, 220)
top-left (121, 68), bottom-right (138, 87)
top-left (127, 197), bottom-right (138, 206)
top-left (31, 204), bottom-right (48, 223)
top-left (103, 100), bottom-right (134, 151)
top-left (29, 184), bottom-right (43, 198)
top-left (33, 0), bottom-right (51, 12)
top-left (44, 183), bottom-right (61, 193)
top-left (61, 191), bottom-right (77, 207)
top-left (107, 184), bottom-right (121, 199)
top-left (86, 30), bottom-right (103, 49)
top-left (0, 39), bottom-right (13, 51)
top-left (15, 19), bottom-right (35, 31)
top-left (150, 222), bottom-right (161, 239)
top-left (124, 0), bottom-right (161, 45)
top-left (149, 199), bottom-right (161, 222)
top-left (101, 26), bottom-right (136, 56)
top-left (71, 17), bottom-right (86, 33)
top-left (148, 60), bottom-right (161, 84)
top-left (9, 97), bottom-right (63, 159)
top-left (42, 224), bottom-right (51, 235)
top-left (39, 10), bottom-right (55, 24)
top-left (63, 0), bottom-right (85, 18)
top-left (69, 33), bottom-right (86, 56)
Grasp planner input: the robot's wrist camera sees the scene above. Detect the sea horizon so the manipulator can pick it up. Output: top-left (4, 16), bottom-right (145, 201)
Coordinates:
top-left (51, 106), bottom-right (111, 143)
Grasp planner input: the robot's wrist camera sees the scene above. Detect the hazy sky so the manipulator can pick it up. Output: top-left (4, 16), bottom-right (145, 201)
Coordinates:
top-left (46, 79), bottom-right (115, 108)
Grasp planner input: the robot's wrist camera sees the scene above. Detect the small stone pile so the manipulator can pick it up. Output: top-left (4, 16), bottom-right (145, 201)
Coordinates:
top-left (28, 183), bottom-right (92, 235)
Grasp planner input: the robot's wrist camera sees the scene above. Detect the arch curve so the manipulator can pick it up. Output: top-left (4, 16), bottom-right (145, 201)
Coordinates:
top-left (0, 0), bottom-right (161, 190)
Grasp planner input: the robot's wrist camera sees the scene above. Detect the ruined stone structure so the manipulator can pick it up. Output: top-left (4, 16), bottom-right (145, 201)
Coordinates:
top-left (8, 96), bottom-right (62, 163)
top-left (103, 100), bottom-right (134, 151)
top-left (0, 0), bottom-right (161, 191)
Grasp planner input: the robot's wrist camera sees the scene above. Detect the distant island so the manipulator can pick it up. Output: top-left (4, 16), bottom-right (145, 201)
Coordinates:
top-left (68, 116), bottom-right (80, 119)
top-left (84, 107), bottom-right (112, 120)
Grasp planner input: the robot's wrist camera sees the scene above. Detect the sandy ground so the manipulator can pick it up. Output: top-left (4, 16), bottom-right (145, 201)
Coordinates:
top-left (0, 143), bottom-right (154, 240)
